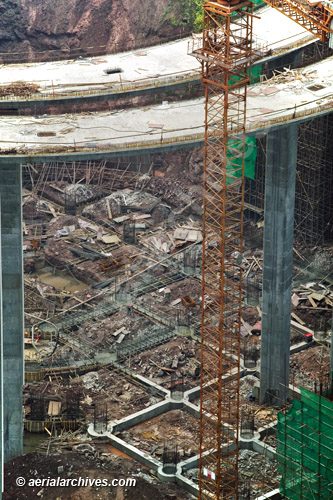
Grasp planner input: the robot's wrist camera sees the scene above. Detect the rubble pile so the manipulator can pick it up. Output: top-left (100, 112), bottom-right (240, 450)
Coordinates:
top-left (291, 279), bottom-right (333, 332)
top-left (130, 338), bottom-right (200, 386)
top-left (290, 345), bottom-right (331, 390)
top-left (0, 81), bottom-right (40, 97)
top-left (238, 449), bottom-right (280, 498)
top-left (73, 310), bottom-right (154, 350)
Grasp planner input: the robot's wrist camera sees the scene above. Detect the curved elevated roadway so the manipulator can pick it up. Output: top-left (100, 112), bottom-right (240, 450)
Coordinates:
top-left (0, 6), bottom-right (316, 106)
top-left (0, 55), bottom-right (332, 161)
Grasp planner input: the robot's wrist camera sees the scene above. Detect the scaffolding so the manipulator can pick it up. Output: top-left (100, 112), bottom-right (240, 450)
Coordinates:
top-left (93, 403), bottom-right (109, 434)
top-left (295, 114), bottom-right (333, 245)
top-left (244, 114), bottom-right (333, 245)
top-left (162, 441), bottom-right (179, 474)
top-left (300, 40), bottom-right (333, 68)
top-left (22, 159), bottom-right (155, 195)
top-left (276, 386), bottom-right (333, 499)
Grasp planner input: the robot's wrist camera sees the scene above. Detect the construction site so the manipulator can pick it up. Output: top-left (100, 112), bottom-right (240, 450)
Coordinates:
top-left (0, 1), bottom-right (332, 499)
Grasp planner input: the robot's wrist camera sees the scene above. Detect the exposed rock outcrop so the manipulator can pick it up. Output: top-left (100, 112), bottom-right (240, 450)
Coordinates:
top-left (0, 0), bottom-right (197, 63)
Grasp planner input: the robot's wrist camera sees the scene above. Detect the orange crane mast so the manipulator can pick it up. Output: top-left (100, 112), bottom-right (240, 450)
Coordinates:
top-left (190, 0), bottom-right (333, 499)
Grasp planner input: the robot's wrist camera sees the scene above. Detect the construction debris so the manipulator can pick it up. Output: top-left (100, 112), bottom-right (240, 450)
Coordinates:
top-left (0, 81), bottom-right (40, 97)
top-left (18, 153), bottom-right (333, 500)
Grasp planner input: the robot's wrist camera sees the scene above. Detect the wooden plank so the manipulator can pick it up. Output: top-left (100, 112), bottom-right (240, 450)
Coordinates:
top-left (308, 292), bottom-right (325, 302)
top-left (293, 247), bottom-right (305, 261)
top-left (48, 203), bottom-right (57, 218)
top-left (244, 260), bottom-right (254, 277)
top-left (291, 312), bottom-right (305, 325)
top-left (112, 326), bottom-right (126, 337)
top-left (308, 296), bottom-right (317, 308)
top-left (253, 256), bottom-right (262, 270)
top-left (116, 334), bottom-right (125, 344)
top-left (299, 306), bottom-right (331, 310)
top-left (50, 184), bottom-right (65, 193)
top-left (72, 296), bottom-right (93, 308)
top-left (105, 198), bottom-right (112, 220)
top-left (290, 320), bottom-right (314, 335)
top-left (101, 234), bottom-right (120, 244)
top-left (241, 317), bottom-right (252, 335)
top-left (113, 214), bottom-right (131, 223)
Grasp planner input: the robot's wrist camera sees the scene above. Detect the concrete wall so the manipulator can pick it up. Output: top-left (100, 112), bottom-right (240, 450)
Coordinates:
top-left (0, 163), bottom-right (24, 462)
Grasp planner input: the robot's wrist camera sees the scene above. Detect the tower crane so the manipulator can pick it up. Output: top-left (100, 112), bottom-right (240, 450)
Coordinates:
top-left (190, 1), bottom-right (333, 498)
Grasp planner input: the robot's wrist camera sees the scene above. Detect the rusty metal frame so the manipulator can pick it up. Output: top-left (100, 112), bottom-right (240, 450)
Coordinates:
top-left (263, 0), bottom-right (333, 44)
top-left (191, 2), bottom-right (253, 498)
top-left (188, 1), bottom-right (332, 498)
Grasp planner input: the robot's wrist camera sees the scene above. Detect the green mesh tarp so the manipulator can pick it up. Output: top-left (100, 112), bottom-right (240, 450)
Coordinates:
top-left (226, 136), bottom-right (257, 185)
top-left (251, 64), bottom-right (262, 84)
top-left (276, 387), bottom-right (333, 499)
top-left (228, 64), bottom-right (263, 86)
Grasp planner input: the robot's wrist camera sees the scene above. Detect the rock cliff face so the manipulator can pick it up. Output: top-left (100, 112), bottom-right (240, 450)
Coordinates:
top-left (0, 0), bottom-right (196, 62)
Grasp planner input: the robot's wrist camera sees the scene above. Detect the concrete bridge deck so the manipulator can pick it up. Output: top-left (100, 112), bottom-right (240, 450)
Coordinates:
top-left (0, 55), bottom-right (332, 160)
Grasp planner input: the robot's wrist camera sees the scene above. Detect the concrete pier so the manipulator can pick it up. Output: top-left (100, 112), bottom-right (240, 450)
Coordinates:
top-left (260, 124), bottom-right (297, 406)
top-left (0, 162), bottom-right (24, 461)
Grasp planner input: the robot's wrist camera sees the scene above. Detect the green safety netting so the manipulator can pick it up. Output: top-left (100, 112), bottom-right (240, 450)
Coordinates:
top-left (226, 136), bottom-right (257, 184)
top-left (276, 387), bottom-right (333, 500)
top-left (251, 64), bottom-right (262, 84)
top-left (228, 64), bottom-right (263, 86)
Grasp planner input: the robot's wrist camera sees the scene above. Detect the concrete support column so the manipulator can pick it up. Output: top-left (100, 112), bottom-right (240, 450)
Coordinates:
top-left (0, 162), bottom-right (24, 461)
top-left (0, 196), bottom-right (3, 498)
top-left (260, 124), bottom-right (297, 406)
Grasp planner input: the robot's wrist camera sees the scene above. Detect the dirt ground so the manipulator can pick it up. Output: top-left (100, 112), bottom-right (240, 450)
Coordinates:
top-left (3, 449), bottom-right (193, 500)
top-left (119, 409), bottom-right (199, 459)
